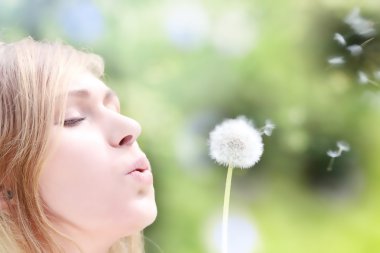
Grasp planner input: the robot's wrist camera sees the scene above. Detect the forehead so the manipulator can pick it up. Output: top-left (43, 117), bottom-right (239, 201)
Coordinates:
top-left (68, 72), bottom-right (108, 93)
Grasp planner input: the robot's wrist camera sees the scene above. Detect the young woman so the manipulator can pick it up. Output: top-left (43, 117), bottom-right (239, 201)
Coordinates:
top-left (0, 38), bottom-right (157, 253)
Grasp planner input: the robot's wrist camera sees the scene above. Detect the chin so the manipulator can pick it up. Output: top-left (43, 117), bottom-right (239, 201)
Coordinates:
top-left (128, 195), bottom-right (157, 234)
top-left (145, 202), bottom-right (158, 227)
top-left (118, 207), bottom-right (157, 238)
top-left (140, 197), bottom-right (158, 230)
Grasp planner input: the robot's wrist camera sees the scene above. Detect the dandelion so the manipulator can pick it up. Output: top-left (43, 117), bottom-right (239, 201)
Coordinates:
top-left (327, 56), bottom-right (345, 66)
top-left (209, 116), bottom-right (264, 168)
top-left (326, 141), bottom-right (350, 171)
top-left (333, 33), bottom-right (346, 46)
top-left (208, 116), bottom-right (273, 253)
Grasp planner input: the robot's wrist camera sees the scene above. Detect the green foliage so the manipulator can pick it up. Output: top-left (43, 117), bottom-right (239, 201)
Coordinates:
top-left (2, 0), bottom-right (380, 252)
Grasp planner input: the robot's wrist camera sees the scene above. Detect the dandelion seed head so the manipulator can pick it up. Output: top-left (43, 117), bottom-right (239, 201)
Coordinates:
top-left (337, 141), bottom-right (350, 152)
top-left (346, 44), bottom-right (363, 56)
top-left (333, 33), bottom-right (346, 46)
top-left (328, 56), bottom-right (345, 66)
top-left (327, 150), bottom-right (340, 158)
top-left (208, 116), bottom-right (263, 169)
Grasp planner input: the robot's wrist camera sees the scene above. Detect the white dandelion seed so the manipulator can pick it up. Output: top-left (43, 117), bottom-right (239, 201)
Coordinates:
top-left (209, 116), bottom-right (263, 169)
top-left (337, 141), bottom-right (350, 152)
top-left (260, 119), bottom-right (275, 136)
top-left (328, 56), bottom-right (345, 66)
top-left (346, 44), bottom-right (363, 56)
top-left (344, 7), bottom-right (376, 37)
top-left (327, 150), bottom-right (340, 158)
top-left (333, 33), bottom-right (346, 46)
top-left (326, 140), bottom-right (350, 171)
top-left (357, 71), bottom-right (379, 86)
top-left (208, 116), bottom-right (272, 253)
top-left (358, 70), bottom-right (369, 84)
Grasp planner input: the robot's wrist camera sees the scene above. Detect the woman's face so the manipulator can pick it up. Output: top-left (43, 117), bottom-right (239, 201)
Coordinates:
top-left (39, 72), bottom-right (156, 245)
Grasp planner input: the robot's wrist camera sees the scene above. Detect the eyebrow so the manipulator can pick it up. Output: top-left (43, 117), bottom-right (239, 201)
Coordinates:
top-left (68, 88), bottom-right (118, 102)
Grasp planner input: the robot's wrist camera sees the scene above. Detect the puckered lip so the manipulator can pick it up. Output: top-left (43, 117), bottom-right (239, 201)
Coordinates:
top-left (125, 155), bottom-right (150, 175)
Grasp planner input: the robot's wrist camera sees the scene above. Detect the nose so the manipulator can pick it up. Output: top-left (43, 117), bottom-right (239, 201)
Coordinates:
top-left (107, 114), bottom-right (142, 147)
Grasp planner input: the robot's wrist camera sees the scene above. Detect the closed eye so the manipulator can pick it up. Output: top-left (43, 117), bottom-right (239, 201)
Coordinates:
top-left (63, 117), bottom-right (86, 127)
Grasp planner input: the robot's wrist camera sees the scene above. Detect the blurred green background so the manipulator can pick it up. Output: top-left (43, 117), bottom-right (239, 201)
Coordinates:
top-left (2, 0), bottom-right (380, 252)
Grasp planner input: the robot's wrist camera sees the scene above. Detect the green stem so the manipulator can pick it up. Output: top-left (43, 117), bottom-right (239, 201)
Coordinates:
top-left (222, 164), bottom-right (234, 253)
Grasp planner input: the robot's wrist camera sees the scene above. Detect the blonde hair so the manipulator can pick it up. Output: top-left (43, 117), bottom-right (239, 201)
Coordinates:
top-left (0, 38), bottom-right (143, 253)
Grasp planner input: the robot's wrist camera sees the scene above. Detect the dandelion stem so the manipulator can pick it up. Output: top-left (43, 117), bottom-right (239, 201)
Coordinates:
top-left (222, 164), bottom-right (234, 253)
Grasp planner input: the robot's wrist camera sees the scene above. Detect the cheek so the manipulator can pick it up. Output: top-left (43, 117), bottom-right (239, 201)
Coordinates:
top-left (39, 136), bottom-right (115, 217)
top-left (39, 132), bottom-right (156, 235)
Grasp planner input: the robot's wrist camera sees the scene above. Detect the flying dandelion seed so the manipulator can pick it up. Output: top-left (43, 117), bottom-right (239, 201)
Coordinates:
top-left (327, 150), bottom-right (340, 158)
top-left (208, 116), bottom-right (273, 253)
top-left (328, 56), bottom-right (345, 66)
top-left (358, 70), bottom-right (379, 86)
top-left (260, 120), bottom-right (275, 136)
top-left (333, 33), bottom-right (346, 46)
top-left (344, 7), bottom-right (376, 37)
top-left (328, 7), bottom-right (380, 88)
top-left (337, 141), bottom-right (350, 152)
top-left (326, 141), bottom-right (350, 171)
top-left (358, 70), bottom-right (369, 84)
top-left (347, 44), bottom-right (363, 56)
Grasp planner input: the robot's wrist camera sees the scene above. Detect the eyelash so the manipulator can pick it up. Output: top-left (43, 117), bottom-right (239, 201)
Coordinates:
top-left (63, 117), bottom-right (86, 127)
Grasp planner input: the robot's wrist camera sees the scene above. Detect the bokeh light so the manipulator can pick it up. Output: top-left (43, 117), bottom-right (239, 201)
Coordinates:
top-left (2, 1), bottom-right (380, 253)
